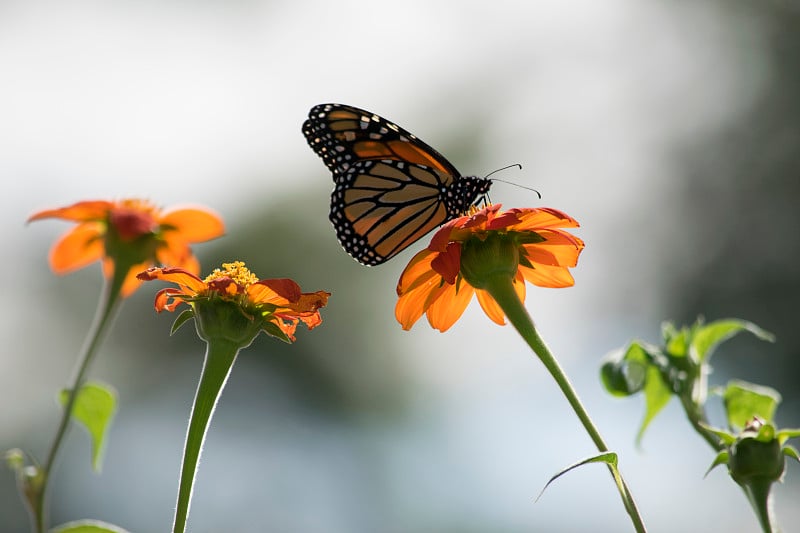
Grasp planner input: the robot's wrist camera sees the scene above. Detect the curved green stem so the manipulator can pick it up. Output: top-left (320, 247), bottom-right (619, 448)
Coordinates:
top-left (484, 274), bottom-right (647, 533)
top-left (173, 339), bottom-right (240, 533)
top-left (741, 480), bottom-right (775, 533)
top-left (33, 267), bottom-right (127, 533)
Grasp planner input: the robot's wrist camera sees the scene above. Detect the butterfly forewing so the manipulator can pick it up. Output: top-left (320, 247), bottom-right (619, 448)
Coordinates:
top-left (304, 103), bottom-right (492, 265)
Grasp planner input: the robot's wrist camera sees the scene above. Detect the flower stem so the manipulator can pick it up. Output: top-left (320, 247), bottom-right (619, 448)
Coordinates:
top-left (484, 274), bottom-right (647, 533)
top-left (173, 339), bottom-right (240, 533)
top-left (33, 268), bottom-right (126, 533)
top-left (741, 480), bottom-right (775, 533)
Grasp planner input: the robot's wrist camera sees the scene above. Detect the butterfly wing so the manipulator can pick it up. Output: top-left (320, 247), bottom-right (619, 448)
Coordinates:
top-left (302, 103), bottom-right (461, 180)
top-left (330, 159), bottom-right (456, 265)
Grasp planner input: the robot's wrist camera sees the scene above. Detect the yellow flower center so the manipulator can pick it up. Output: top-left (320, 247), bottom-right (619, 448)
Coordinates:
top-left (204, 261), bottom-right (259, 288)
top-left (467, 203), bottom-right (491, 216)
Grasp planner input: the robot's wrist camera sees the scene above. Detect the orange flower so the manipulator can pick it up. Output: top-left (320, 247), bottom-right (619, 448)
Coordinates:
top-left (29, 199), bottom-right (224, 297)
top-left (395, 204), bottom-right (584, 332)
top-left (137, 261), bottom-right (330, 343)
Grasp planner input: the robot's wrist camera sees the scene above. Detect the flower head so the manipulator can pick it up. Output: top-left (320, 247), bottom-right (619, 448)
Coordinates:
top-left (29, 199), bottom-right (224, 297)
top-left (395, 204), bottom-right (584, 332)
top-left (137, 261), bottom-right (330, 344)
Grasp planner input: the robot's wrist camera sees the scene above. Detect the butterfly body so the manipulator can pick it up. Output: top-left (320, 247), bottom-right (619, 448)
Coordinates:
top-left (303, 103), bottom-right (492, 265)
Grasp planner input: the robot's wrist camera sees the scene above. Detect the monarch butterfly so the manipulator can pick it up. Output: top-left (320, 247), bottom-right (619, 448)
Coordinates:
top-left (302, 103), bottom-right (493, 266)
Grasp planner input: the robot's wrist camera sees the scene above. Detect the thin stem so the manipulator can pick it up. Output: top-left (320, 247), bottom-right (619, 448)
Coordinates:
top-left (742, 481), bottom-right (775, 533)
top-left (34, 268), bottom-right (126, 533)
top-left (484, 274), bottom-right (647, 533)
top-left (173, 339), bottom-right (239, 533)
top-left (677, 393), bottom-right (724, 451)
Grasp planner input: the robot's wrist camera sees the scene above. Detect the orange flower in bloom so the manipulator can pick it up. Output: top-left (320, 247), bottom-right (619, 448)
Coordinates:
top-left (29, 199), bottom-right (224, 296)
top-left (137, 261), bottom-right (330, 343)
top-left (395, 204), bottom-right (584, 332)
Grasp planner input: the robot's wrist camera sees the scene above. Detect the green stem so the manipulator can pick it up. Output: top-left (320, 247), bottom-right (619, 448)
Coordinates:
top-left (677, 393), bottom-right (724, 451)
top-left (741, 481), bottom-right (775, 533)
top-left (484, 274), bottom-right (647, 533)
top-left (173, 339), bottom-right (240, 533)
top-left (33, 267), bottom-right (127, 533)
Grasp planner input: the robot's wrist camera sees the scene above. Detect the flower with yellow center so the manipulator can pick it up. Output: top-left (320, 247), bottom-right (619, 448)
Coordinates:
top-left (138, 261), bottom-right (330, 344)
top-left (138, 261), bottom-right (331, 532)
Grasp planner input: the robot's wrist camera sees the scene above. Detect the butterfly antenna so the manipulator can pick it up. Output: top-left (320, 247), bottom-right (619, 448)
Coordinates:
top-left (484, 163), bottom-right (522, 179)
top-left (484, 164), bottom-right (542, 199)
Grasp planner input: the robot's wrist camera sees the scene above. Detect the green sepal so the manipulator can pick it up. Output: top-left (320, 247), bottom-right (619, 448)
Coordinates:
top-left (52, 519), bottom-right (131, 533)
top-left (58, 381), bottom-right (117, 472)
top-left (536, 452), bottom-right (619, 503)
top-left (261, 320), bottom-right (292, 343)
top-left (777, 428), bottom-right (800, 446)
top-left (720, 380), bottom-right (781, 431)
top-left (704, 450), bottom-right (730, 478)
top-left (783, 445), bottom-right (799, 463)
top-left (699, 423), bottom-right (737, 446)
top-left (170, 309), bottom-right (195, 335)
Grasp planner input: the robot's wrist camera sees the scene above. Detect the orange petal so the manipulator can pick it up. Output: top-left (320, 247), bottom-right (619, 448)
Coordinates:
top-left (290, 291), bottom-right (330, 314)
top-left (428, 216), bottom-right (467, 251)
top-left (430, 243), bottom-right (461, 284)
top-left (396, 249), bottom-right (439, 296)
top-left (159, 207), bottom-right (225, 242)
top-left (270, 316), bottom-right (299, 342)
top-left (426, 280), bottom-right (474, 332)
top-left (395, 281), bottom-right (439, 330)
top-left (136, 266), bottom-right (207, 292)
top-left (300, 311), bottom-right (323, 330)
top-left (522, 233), bottom-right (584, 268)
top-left (118, 261), bottom-right (152, 297)
top-left (519, 263), bottom-right (575, 288)
top-left (154, 287), bottom-right (189, 312)
top-left (28, 200), bottom-right (113, 223)
top-left (513, 207), bottom-right (580, 230)
top-left (248, 278), bottom-right (302, 306)
top-left (475, 288), bottom-right (505, 325)
top-left (49, 223), bottom-right (104, 273)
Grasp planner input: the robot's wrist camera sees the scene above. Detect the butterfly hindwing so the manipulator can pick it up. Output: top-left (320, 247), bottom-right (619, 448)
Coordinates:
top-left (330, 159), bottom-right (454, 265)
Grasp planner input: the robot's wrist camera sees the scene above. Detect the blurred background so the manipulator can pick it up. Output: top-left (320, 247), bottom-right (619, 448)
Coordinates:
top-left (1, 0), bottom-right (798, 531)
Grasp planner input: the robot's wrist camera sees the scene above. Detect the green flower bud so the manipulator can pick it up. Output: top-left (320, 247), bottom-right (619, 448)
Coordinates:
top-left (729, 434), bottom-right (785, 485)
top-left (459, 233), bottom-right (519, 289)
top-left (191, 298), bottom-right (265, 349)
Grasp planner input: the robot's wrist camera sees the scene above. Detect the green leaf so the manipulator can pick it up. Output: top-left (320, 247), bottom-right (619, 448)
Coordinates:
top-left (690, 319), bottom-right (774, 363)
top-left (170, 309), bottom-right (195, 335)
top-left (664, 324), bottom-right (690, 358)
top-left (59, 382), bottom-right (117, 472)
top-left (52, 519), bottom-right (131, 533)
top-left (600, 343), bottom-right (651, 396)
top-left (722, 380), bottom-right (781, 431)
top-left (536, 452), bottom-right (619, 502)
top-left (660, 321), bottom-right (678, 343)
top-left (636, 364), bottom-right (672, 446)
top-left (704, 451), bottom-right (730, 478)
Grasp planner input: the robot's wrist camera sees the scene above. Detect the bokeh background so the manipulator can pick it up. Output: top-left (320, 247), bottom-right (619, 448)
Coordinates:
top-left (1, 1), bottom-right (798, 532)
